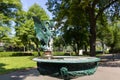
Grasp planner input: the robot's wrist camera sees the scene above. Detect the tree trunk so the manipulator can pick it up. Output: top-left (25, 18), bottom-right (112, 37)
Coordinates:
top-left (75, 42), bottom-right (80, 56)
top-left (90, 26), bottom-right (96, 56)
top-left (73, 44), bottom-right (77, 55)
top-left (84, 45), bottom-right (87, 54)
top-left (36, 44), bottom-right (41, 56)
top-left (89, 8), bottom-right (96, 56)
top-left (24, 46), bottom-right (25, 52)
top-left (37, 48), bottom-right (41, 56)
top-left (33, 38), bottom-right (41, 56)
top-left (101, 41), bottom-right (105, 54)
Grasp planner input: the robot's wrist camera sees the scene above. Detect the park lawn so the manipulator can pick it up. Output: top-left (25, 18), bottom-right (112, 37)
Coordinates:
top-left (0, 56), bottom-right (36, 74)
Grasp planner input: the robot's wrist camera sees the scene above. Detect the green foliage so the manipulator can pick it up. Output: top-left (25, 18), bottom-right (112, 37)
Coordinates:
top-left (53, 51), bottom-right (65, 56)
top-left (0, 0), bottom-right (22, 47)
top-left (0, 1), bottom-right (50, 53)
top-left (0, 51), bottom-right (64, 57)
top-left (0, 26), bottom-right (11, 40)
top-left (47, 0), bottom-right (120, 56)
top-left (97, 20), bottom-right (120, 53)
top-left (0, 51), bottom-right (39, 57)
top-left (53, 37), bottom-right (65, 47)
top-left (0, 52), bottom-right (14, 57)
top-left (0, 0), bottom-right (22, 25)
top-left (0, 46), bottom-right (4, 52)
top-left (15, 3), bottom-right (50, 51)
top-left (105, 22), bottom-right (120, 50)
top-left (28, 3), bottom-right (49, 20)
top-left (47, 0), bottom-right (90, 54)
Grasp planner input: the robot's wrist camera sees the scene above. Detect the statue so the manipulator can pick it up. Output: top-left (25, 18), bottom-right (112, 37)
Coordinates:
top-left (32, 16), bottom-right (54, 53)
top-left (32, 17), bottom-right (100, 79)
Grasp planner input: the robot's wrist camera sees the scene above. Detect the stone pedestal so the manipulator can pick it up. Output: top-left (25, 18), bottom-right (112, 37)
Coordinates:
top-left (44, 51), bottom-right (52, 59)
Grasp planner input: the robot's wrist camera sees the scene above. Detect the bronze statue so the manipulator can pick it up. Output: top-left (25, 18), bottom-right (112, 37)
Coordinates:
top-left (32, 16), bottom-right (54, 51)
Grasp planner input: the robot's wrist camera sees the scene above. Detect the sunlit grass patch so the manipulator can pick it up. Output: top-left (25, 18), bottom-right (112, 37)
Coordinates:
top-left (0, 56), bottom-right (36, 74)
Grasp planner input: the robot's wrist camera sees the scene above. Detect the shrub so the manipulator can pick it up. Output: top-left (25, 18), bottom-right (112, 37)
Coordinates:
top-left (0, 52), bottom-right (13, 57)
top-left (0, 46), bottom-right (4, 52)
top-left (11, 52), bottom-right (33, 56)
top-left (109, 48), bottom-right (120, 53)
top-left (0, 52), bottom-right (34, 57)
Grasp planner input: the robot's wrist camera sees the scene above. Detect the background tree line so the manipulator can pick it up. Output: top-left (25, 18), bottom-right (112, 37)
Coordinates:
top-left (47, 0), bottom-right (120, 56)
top-left (0, 0), bottom-right (120, 56)
top-left (0, 0), bottom-right (49, 53)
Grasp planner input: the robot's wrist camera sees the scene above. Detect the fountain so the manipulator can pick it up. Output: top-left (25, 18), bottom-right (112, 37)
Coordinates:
top-left (32, 16), bottom-right (100, 80)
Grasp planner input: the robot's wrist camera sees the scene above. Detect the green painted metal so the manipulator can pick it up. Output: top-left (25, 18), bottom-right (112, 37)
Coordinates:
top-left (33, 56), bottom-right (100, 79)
top-left (33, 56), bottom-right (100, 63)
top-left (60, 67), bottom-right (69, 79)
top-left (32, 16), bottom-right (54, 50)
top-left (52, 66), bottom-right (98, 79)
top-left (32, 16), bottom-right (100, 80)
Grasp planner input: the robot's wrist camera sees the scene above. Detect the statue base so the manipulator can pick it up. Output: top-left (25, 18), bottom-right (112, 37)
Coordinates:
top-left (43, 51), bottom-right (52, 59)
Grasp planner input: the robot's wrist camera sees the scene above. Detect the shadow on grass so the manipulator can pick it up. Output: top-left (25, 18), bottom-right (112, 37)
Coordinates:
top-left (0, 63), bottom-right (6, 74)
top-left (0, 63), bottom-right (16, 74)
top-left (0, 59), bottom-right (39, 80)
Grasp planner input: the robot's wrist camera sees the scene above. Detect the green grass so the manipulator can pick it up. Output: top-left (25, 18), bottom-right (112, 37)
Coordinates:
top-left (0, 56), bottom-right (36, 74)
top-left (0, 51), bottom-right (73, 74)
top-left (0, 51), bottom-right (104, 75)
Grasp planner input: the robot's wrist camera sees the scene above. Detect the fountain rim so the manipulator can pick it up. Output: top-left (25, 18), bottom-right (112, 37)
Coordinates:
top-left (33, 56), bottom-right (100, 63)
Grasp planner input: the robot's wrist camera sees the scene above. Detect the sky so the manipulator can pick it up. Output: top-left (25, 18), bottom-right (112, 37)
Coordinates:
top-left (21, 0), bottom-right (53, 19)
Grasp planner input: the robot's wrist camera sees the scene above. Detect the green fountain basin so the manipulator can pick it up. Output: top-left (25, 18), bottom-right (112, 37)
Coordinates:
top-left (33, 56), bottom-right (100, 79)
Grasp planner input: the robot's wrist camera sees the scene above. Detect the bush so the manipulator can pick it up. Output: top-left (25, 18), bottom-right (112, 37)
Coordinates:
top-left (109, 48), bottom-right (120, 53)
top-left (0, 52), bottom-right (34, 57)
top-left (53, 51), bottom-right (64, 56)
top-left (11, 52), bottom-right (33, 56)
top-left (0, 46), bottom-right (4, 52)
top-left (0, 52), bottom-right (13, 57)
top-left (96, 51), bottom-right (103, 54)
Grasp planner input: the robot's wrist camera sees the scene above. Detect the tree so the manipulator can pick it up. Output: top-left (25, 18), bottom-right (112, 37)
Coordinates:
top-left (62, 25), bottom-right (89, 55)
top-left (0, 26), bottom-right (11, 40)
top-left (97, 19), bottom-right (120, 53)
top-left (27, 3), bottom-right (49, 20)
top-left (15, 18), bottom-right (34, 51)
top-left (15, 3), bottom-right (49, 55)
top-left (47, 0), bottom-right (90, 55)
top-left (105, 21), bottom-right (120, 52)
top-left (0, 0), bottom-right (22, 25)
top-left (47, 0), bottom-right (120, 56)
top-left (96, 13), bottom-right (108, 53)
top-left (0, 0), bottom-right (22, 49)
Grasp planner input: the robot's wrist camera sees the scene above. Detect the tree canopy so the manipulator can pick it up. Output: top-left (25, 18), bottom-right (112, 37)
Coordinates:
top-left (0, 0), bottom-right (22, 42)
top-left (15, 3), bottom-right (49, 52)
top-left (47, 0), bottom-right (120, 56)
top-left (0, 1), bottom-right (50, 53)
